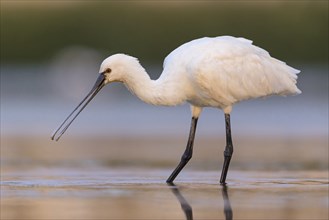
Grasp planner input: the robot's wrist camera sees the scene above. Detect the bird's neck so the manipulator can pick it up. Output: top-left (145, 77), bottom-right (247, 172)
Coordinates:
top-left (122, 65), bottom-right (185, 106)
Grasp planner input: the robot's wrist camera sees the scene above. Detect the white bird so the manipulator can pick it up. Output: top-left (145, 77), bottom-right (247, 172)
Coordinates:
top-left (51, 36), bottom-right (301, 184)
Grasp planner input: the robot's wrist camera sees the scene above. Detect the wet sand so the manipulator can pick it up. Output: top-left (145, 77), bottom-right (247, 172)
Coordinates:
top-left (2, 135), bottom-right (328, 170)
top-left (1, 135), bottom-right (328, 219)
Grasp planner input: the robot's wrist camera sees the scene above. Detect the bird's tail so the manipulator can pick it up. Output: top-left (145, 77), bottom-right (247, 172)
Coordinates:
top-left (275, 60), bottom-right (302, 96)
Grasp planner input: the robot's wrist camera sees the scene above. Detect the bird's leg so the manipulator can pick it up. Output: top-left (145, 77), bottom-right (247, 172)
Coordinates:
top-left (220, 114), bottom-right (234, 184)
top-left (166, 117), bottom-right (198, 183)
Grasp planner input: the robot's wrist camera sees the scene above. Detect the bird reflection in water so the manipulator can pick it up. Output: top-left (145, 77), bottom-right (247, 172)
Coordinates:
top-left (168, 183), bottom-right (193, 220)
top-left (168, 183), bottom-right (233, 220)
top-left (222, 184), bottom-right (233, 220)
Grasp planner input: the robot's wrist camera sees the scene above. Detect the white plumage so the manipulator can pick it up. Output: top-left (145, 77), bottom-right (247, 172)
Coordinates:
top-left (100, 36), bottom-right (300, 114)
top-left (52, 36), bottom-right (301, 183)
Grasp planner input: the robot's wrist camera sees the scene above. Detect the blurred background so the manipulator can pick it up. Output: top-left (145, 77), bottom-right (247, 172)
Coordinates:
top-left (1, 1), bottom-right (328, 172)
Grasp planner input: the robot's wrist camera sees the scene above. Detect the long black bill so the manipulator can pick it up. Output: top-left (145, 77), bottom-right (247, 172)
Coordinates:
top-left (51, 73), bottom-right (106, 141)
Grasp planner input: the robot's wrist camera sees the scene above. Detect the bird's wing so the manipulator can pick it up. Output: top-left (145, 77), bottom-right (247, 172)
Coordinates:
top-left (188, 38), bottom-right (301, 105)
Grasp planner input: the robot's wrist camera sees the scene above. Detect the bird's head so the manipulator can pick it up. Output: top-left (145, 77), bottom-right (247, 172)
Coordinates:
top-left (99, 54), bottom-right (141, 84)
top-left (51, 53), bottom-right (139, 141)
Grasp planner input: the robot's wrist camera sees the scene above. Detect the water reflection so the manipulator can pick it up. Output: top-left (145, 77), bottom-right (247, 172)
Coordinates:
top-left (222, 184), bottom-right (233, 220)
top-left (168, 183), bottom-right (193, 220)
top-left (168, 183), bottom-right (233, 220)
top-left (2, 169), bottom-right (328, 219)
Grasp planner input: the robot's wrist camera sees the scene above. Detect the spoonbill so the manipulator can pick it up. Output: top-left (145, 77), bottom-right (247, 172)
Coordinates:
top-left (51, 36), bottom-right (301, 184)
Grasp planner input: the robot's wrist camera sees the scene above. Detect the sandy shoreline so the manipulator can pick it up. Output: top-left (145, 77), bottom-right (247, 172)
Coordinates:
top-left (2, 134), bottom-right (328, 172)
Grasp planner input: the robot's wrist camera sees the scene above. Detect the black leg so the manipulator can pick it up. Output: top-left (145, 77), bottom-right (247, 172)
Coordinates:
top-left (220, 114), bottom-right (234, 184)
top-left (167, 117), bottom-right (198, 183)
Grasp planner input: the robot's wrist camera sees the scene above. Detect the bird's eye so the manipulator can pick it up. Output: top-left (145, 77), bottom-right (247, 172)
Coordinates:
top-left (105, 68), bottom-right (112, 73)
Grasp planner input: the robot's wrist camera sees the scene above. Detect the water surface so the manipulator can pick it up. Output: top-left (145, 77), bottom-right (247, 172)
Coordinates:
top-left (1, 168), bottom-right (328, 220)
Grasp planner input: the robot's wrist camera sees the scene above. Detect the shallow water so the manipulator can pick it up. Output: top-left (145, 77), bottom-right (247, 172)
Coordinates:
top-left (1, 168), bottom-right (328, 220)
